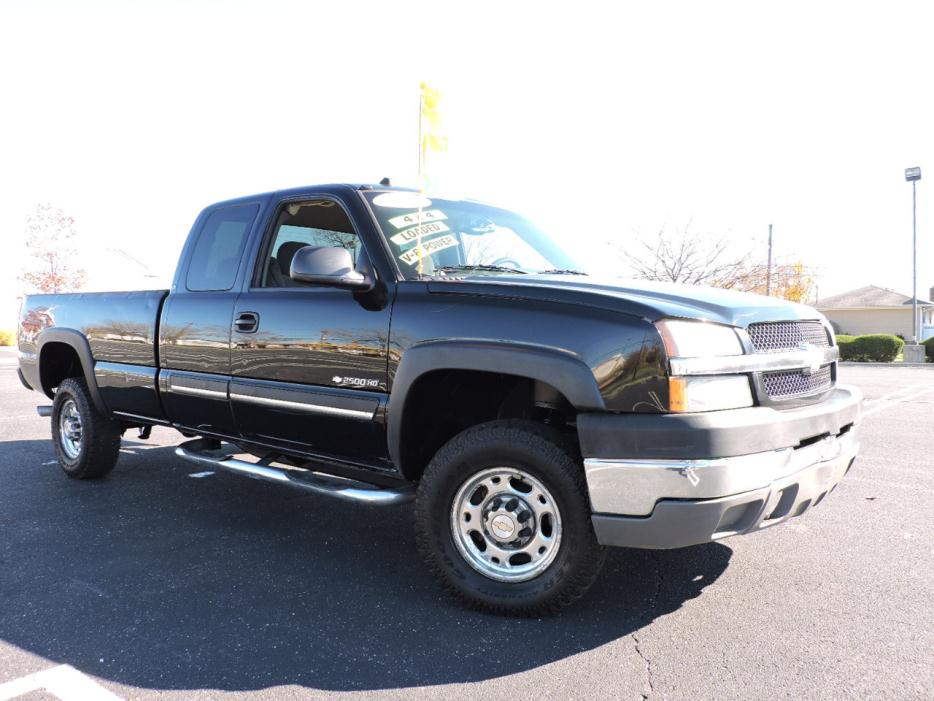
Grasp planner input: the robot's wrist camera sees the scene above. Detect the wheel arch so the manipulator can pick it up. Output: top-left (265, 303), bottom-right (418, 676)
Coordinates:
top-left (387, 340), bottom-right (605, 480)
top-left (37, 329), bottom-right (108, 414)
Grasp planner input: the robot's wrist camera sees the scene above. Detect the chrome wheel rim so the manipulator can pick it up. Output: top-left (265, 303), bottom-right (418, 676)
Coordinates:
top-left (58, 399), bottom-right (83, 459)
top-left (450, 467), bottom-right (563, 582)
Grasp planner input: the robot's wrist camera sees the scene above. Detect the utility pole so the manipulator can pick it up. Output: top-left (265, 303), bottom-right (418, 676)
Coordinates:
top-left (766, 223), bottom-right (773, 296)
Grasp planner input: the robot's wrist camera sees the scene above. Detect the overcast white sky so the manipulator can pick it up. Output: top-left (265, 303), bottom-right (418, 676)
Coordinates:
top-left (1, 0), bottom-right (932, 326)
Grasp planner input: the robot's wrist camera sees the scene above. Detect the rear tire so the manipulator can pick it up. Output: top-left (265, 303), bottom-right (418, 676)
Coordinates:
top-left (415, 420), bottom-right (606, 616)
top-left (51, 377), bottom-right (121, 479)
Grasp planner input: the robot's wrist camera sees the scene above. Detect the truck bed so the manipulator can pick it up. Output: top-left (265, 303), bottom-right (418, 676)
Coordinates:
top-left (18, 290), bottom-right (169, 417)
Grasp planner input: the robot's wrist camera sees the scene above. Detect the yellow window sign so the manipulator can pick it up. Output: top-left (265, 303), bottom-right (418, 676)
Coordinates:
top-left (388, 209), bottom-right (448, 230)
top-left (390, 221), bottom-right (450, 245)
top-left (398, 234), bottom-right (458, 265)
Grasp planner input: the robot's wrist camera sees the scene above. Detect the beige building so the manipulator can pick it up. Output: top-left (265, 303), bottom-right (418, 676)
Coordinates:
top-left (818, 285), bottom-right (934, 341)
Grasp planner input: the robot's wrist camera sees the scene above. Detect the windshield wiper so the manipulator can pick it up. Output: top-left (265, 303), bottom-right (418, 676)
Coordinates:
top-left (537, 268), bottom-right (588, 275)
top-left (435, 264), bottom-right (528, 275)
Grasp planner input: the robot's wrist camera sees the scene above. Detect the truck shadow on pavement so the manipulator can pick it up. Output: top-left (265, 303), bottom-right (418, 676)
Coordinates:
top-left (0, 439), bottom-right (732, 693)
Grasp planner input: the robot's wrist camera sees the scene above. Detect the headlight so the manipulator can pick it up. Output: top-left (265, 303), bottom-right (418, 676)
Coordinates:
top-left (656, 319), bottom-right (743, 358)
top-left (656, 319), bottom-right (751, 412)
top-left (668, 375), bottom-right (753, 412)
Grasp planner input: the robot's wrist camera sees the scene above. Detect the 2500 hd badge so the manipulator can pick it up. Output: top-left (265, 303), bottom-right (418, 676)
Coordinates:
top-left (333, 376), bottom-right (380, 388)
top-left (16, 183), bottom-right (862, 615)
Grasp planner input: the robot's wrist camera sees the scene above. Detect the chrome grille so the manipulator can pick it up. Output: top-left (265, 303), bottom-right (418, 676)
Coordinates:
top-left (747, 321), bottom-right (830, 353)
top-left (762, 364), bottom-right (832, 399)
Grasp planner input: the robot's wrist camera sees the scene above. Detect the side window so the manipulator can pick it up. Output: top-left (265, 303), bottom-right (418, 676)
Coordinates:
top-left (258, 200), bottom-right (361, 288)
top-left (186, 204), bottom-right (258, 291)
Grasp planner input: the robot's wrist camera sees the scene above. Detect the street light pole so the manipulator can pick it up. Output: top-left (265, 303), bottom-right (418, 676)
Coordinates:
top-left (905, 166), bottom-right (922, 344)
top-left (912, 178), bottom-right (917, 343)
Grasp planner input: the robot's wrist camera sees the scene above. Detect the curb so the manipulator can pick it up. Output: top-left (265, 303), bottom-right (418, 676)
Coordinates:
top-left (840, 361), bottom-right (934, 368)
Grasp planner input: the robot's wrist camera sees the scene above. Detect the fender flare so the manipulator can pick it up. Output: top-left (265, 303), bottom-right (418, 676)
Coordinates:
top-left (386, 340), bottom-right (605, 473)
top-left (37, 329), bottom-right (109, 414)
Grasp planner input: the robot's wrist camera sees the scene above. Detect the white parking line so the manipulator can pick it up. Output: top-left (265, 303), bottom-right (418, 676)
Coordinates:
top-left (863, 382), bottom-right (932, 405)
top-left (862, 385), bottom-right (934, 418)
top-left (0, 664), bottom-right (122, 701)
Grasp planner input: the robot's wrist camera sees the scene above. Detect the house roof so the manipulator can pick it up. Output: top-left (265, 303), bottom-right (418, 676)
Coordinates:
top-left (817, 285), bottom-right (933, 309)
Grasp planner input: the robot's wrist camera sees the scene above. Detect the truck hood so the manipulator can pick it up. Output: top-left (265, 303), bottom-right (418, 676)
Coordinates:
top-left (426, 274), bottom-right (822, 328)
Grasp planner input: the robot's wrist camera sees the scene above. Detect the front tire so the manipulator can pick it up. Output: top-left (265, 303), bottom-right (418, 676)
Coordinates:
top-left (51, 377), bottom-right (122, 479)
top-left (415, 420), bottom-right (606, 615)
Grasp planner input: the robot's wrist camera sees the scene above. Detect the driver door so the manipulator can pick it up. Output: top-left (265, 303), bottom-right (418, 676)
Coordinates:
top-left (229, 196), bottom-right (391, 463)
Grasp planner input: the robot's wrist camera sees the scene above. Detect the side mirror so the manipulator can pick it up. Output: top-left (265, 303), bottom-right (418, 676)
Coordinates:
top-left (290, 246), bottom-right (373, 291)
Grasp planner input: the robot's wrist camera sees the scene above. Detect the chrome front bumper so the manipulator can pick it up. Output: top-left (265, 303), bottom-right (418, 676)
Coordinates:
top-left (585, 422), bottom-right (859, 550)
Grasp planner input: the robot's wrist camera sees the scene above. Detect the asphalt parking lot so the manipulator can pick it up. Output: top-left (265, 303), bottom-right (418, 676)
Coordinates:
top-left (0, 361), bottom-right (932, 700)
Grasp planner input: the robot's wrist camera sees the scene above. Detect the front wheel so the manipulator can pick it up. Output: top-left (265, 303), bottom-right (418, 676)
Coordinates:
top-left (415, 420), bottom-right (606, 615)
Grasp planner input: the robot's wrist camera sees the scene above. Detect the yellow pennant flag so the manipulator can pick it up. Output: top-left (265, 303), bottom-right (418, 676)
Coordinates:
top-left (419, 81), bottom-right (448, 190)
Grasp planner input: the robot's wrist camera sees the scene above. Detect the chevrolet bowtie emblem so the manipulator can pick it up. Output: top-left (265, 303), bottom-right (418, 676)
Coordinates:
top-left (798, 343), bottom-right (821, 375)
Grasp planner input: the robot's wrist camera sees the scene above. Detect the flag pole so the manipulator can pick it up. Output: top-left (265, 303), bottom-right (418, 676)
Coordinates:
top-left (417, 88), bottom-right (424, 190)
top-left (416, 85), bottom-right (425, 274)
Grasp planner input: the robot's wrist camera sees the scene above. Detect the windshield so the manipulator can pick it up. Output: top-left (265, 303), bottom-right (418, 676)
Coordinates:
top-left (361, 191), bottom-right (584, 279)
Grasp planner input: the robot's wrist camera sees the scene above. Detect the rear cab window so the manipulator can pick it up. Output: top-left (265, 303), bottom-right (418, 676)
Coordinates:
top-left (186, 204), bottom-right (259, 291)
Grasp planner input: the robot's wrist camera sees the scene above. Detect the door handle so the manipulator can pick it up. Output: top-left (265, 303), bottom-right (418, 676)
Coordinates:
top-left (234, 312), bottom-right (259, 333)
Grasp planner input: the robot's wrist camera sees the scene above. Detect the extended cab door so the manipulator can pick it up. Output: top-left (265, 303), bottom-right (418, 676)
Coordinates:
top-left (159, 201), bottom-right (263, 436)
top-left (228, 194), bottom-right (392, 464)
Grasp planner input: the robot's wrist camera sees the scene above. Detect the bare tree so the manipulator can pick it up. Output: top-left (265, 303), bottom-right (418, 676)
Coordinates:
top-left (623, 225), bottom-right (765, 290)
top-left (20, 203), bottom-right (87, 293)
top-left (622, 224), bottom-right (815, 300)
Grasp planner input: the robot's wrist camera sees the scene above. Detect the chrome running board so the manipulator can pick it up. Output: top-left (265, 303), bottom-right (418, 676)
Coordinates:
top-left (175, 438), bottom-right (414, 506)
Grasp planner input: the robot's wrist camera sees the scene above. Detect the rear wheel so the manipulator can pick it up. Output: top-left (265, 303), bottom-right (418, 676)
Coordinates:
top-left (51, 377), bottom-right (121, 479)
top-left (415, 420), bottom-right (606, 615)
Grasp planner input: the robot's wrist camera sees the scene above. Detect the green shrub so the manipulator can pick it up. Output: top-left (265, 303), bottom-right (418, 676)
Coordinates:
top-left (923, 337), bottom-right (934, 362)
top-left (0, 329), bottom-right (14, 346)
top-left (836, 335), bottom-right (855, 359)
top-left (838, 333), bottom-right (904, 362)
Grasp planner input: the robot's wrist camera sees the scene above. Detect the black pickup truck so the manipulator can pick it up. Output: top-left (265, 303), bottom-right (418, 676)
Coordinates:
top-left (17, 183), bottom-right (862, 614)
